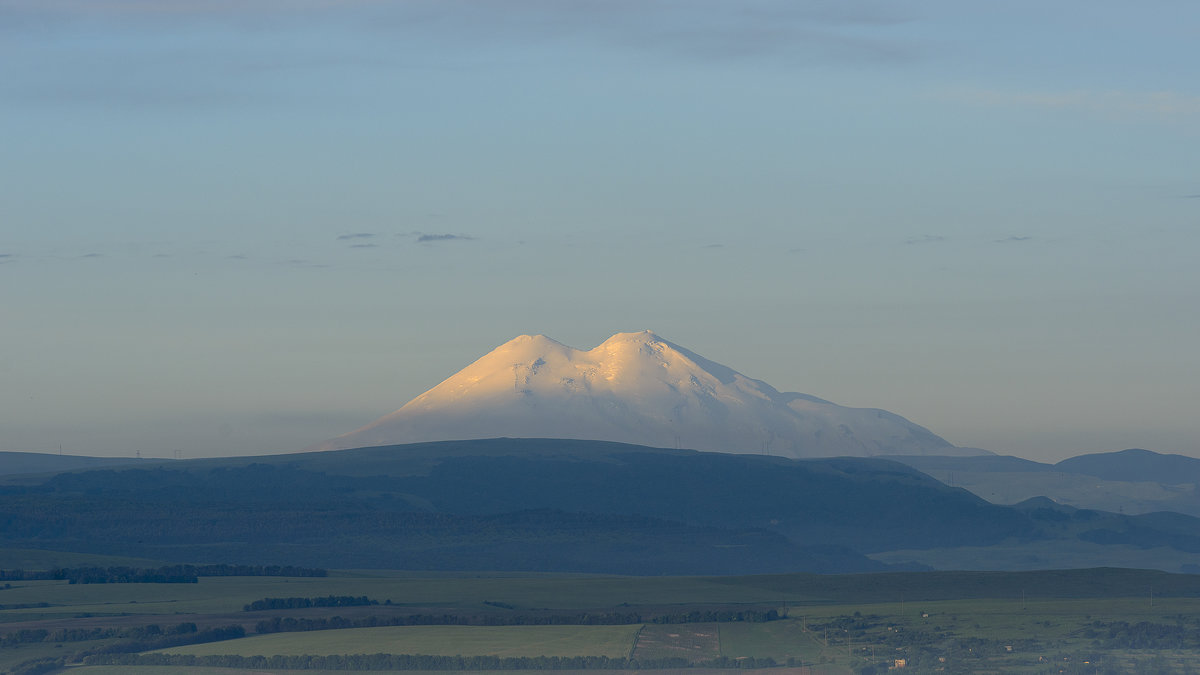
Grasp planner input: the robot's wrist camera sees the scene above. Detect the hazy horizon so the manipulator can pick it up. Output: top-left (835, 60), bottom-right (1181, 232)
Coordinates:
top-left (3, 1), bottom-right (1197, 462)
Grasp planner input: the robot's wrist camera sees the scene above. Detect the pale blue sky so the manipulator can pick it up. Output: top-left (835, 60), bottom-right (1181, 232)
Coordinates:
top-left (2, 1), bottom-right (1197, 460)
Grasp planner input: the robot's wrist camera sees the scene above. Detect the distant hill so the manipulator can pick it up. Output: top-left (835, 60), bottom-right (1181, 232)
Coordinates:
top-left (890, 449), bottom-right (1200, 518)
top-left (3, 439), bottom-right (1200, 574)
top-left (314, 331), bottom-right (983, 459)
top-left (890, 454), bottom-right (1053, 475)
top-left (1056, 448), bottom-right (1200, 484)
top-left (0, 451), bottom-right (148, 477)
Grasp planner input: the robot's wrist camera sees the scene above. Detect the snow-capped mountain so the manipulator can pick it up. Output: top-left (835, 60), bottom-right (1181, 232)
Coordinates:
top-left (314, 330), bottom-right (980, 458)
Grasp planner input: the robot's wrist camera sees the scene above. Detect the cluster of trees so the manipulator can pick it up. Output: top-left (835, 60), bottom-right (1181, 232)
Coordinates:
top-left (0, 563), bottom-right (326, 584)
top-left (0, 629), bottom-right (51, 646)
top-left (58, 567), bottom-right (198, 584)
top-left (1, 622), bottom-right (238, 651)
top-left (84, 652), bottom-right (783, 670)
top-left (9, 656), bottom-right (66, 675)
top-left (44, 622), bottom-right (197, 644)
top-left (52, 622), bottom-right (196, 645)
top-left (252, 609), bottom-right (780, 635)
top-left (78, 624), bottom-right (247, 656)
top-left (244, 595), bottom-right (378, 611)
top-left (649, 609), bottom-right (780, 624)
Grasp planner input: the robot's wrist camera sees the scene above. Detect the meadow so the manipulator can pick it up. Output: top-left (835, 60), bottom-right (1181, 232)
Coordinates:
top-left (3, 560), bottom-right (1200, 674)
top-left (156, 624), bottom-right (641, 658)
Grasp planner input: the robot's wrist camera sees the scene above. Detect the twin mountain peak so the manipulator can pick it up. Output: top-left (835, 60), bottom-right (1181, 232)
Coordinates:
top-left (314, 330), bottom-right (983, 458)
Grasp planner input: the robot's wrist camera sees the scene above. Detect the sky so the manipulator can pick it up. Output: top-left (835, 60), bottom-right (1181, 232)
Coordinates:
top-left (1, 0), bottom-right (1197, 462)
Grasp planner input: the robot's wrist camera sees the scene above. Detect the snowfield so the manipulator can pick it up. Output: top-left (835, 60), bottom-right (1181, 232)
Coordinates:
top-left (314, 331), bottom-right (981, 458)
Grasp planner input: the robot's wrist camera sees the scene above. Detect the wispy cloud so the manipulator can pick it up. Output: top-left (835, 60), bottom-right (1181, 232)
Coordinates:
top-left (0, 0), bottom-right (372, 19)
top-left (0, 253), bottom-right (16, 264)
top-left (1, 0), bottom-right (923, 116)
top-left (349, 243), bottom-right (378, 249)
top-left (6, 0), bottom-right (918, 65)
top-left (282, 258), bottom-right (329, 268)
top-left (417, 233), bottom-right (474, 243)
top-left (336, 232), bottom-right (376, 240)
top-left (904, 235), bottom-right (946, 245)
top-left (995, 235), bottom-right (1032, 244)
top-left (948, 88), bottom-right (1200, 121)
top-left (402, 0), bottom-right (919, 65)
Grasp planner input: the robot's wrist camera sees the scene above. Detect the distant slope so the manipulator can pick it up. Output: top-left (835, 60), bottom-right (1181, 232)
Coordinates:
top-left (0, 438), bottom-right (1021, 574)
top-left (0, 451), bottom-right (148, 477)
top-left (314, 331), bottom-right (981, 459)
top-left (891, 450), bottom-right (1200, 518)
top-left (1056, 448), bottom-right (1200, 484)
top-left (889, 454), bottom-right (1054, 474)
top-left (4, 438), bottom-right (1200, 573)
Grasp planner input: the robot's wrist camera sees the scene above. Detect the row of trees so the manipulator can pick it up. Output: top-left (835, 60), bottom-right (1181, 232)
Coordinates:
top-left (78, 624), bottom-right (247, 656)
top-left (2, 623), bottom-right (243, 653)
top-left (244, 595), bottom-right (378, 611)
top-left (253, 608), bottom-right (780, 635)
top-left (2, 621), bottom-right (200, 646)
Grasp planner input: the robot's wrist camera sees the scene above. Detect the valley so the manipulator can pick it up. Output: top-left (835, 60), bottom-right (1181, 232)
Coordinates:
top-left (2, 565), bottom-right (1199, 674)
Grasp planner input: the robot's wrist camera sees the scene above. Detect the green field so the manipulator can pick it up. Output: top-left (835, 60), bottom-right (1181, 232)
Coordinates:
top-left (70, 662), bottom-right (849, 667)
top-left (0, 548), bottom-right (164, 571)
top-left (156, 624), bottom-right (641, 658)
top-left (717, 620), bottom-right (824, 662)
top-left (4, 566), bottom-right (1200, 674)
top-left (872, 539), bottom-right (1200, 572)
top-left (630, 623), bottom-right (720, 661)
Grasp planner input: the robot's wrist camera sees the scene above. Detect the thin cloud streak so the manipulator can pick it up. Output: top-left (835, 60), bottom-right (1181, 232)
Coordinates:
top-left (3, 0), bottom-right (919, 66)
top-left (949, 88), bottom-right (1200, 121)
top-left (904, 235), bottom-right (946, 246)
top-left (416, 234), bottom-right (474, 243)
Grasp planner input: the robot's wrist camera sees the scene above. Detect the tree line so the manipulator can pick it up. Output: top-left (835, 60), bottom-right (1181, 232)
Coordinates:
top-left (252, 608), bottom-right (780, 635)
top-left (1, 623), bottom-right (242, 650)
top-left (244, 595), bottom-right (379, 611)
top-left (2, 621), bottom-right (200, 646)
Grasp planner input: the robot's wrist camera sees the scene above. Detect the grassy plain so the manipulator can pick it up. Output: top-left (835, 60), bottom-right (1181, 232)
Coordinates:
top-left (4, 565), bottom-right (1200, 673)
top-left (156, 624), bottom-right (641, 658)
top-left (0, 548), bottom-right (163, 571)
top-left (630, 623), bottom-right (719, 661)
top-left (717, 620), bottom-right (824, 662)
top-left (70, 662), bottom-right (840, 667)
top-left (872, 539), bottom-right (1200, 572)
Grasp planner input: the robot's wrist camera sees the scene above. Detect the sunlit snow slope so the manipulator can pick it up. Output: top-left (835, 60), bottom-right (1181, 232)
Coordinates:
top-left (314, 331), bottom-right (978, 458)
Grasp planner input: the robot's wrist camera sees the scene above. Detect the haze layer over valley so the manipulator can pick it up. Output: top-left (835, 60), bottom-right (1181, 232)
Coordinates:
top-left (316, 331), bottom-right (978, 459)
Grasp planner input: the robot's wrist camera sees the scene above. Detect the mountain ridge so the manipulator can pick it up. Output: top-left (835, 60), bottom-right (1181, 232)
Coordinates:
top-left (5, 438), bottom-right (1200, 574)
top-left (891, 448), bottom-right (1200, 518)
